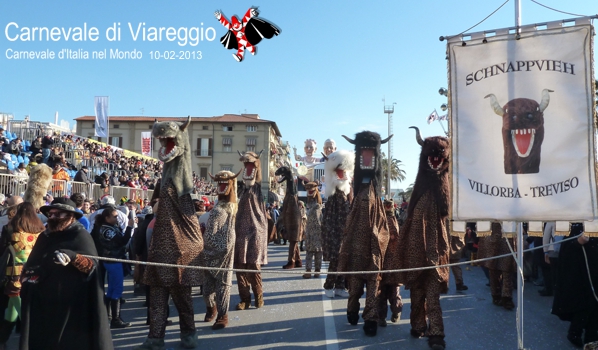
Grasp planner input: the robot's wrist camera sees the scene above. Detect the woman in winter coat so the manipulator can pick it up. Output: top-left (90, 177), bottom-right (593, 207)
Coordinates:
top-left (91, 207), bottom-right (133, 329)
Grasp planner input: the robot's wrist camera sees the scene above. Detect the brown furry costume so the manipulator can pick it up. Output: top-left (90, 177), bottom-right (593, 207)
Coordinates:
top-left (377, 199), bottom-right (403, 325)
top-left (477, 222), bottom-right (515, 308)
top-left (140, 117), bottom-right (203, 349)
top-left (395, 127), bottom-right (449, 349)
top-left (303, 181), bottom-right (323, 278)
top-left (275, 166), bottom-right (303, 268)
top-left (321, 150), bottom-right (354, 292)
top-left (337, 131), bottom-right (392, 337)
top-left (23, 164), bottom-right (53, 210)
top-left (235, 151), bottom-right (268, 310)
top-left (202, 170), bottom-right (240, 330)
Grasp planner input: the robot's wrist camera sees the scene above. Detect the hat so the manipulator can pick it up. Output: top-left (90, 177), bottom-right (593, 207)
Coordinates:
top-left (40, 198), bottom-right (83, 219)
top-left (81, 166), bottom-right (88, 170)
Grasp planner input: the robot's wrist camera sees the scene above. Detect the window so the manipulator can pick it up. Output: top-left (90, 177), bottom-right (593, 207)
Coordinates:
top-left (199, 167), bottom-right (208, 180)
top-left (110, 137), bottom-right (123, 148)
top-left (222, 137), bottom-right (232, 145)
top-left (221, 165), bottom-right (233, 172)
top-left (222, 125), bottom-right (233, 131)
top-left (113, 124), bottom-right (120, 129)
top-left (246, 125), bottom-right (257, 132)
top-left (223, 145), bottom-right (232, 152)
top-left (202, 125), bottom-right (209, 130)
top-left (196, 138), bottom-right (212, 156)
top-left (246, 145), bottom-right (256, 152)
top-left (148, 125), bottom-right (154, 129)
top-left (246, 138), bottom-right (257, 146)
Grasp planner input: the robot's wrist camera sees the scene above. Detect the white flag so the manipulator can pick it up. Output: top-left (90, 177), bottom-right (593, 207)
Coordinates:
top-left (427, 110), bottom-right (438, 124)
top-left (94, 96), bottom-right (109, 137)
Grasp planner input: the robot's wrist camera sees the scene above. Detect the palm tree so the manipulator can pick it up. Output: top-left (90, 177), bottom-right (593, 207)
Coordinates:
top-left (380, 152), bottom-right (407, 191)
top-left (397, 182), bottom-right (414, 202)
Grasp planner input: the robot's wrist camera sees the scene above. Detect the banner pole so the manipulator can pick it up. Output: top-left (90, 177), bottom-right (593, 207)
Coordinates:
top-left (517, 222), bottom-right (525, 349)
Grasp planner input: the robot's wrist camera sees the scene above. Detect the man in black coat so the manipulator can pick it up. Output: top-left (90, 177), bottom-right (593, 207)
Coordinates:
top-left (74, 166), bottom-right (92, 184)
top-left (19, 198), bottom-right (113, 350)
top-left (552, 223), bottom-right (598, 348)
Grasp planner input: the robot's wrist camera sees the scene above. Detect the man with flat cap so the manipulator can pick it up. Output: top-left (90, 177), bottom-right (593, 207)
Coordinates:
top-left (19, 198), bottom-right (113, 350)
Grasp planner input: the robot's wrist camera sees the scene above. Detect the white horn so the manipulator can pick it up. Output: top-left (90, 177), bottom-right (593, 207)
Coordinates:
top-left (539, 89), bottom-right (554, 112)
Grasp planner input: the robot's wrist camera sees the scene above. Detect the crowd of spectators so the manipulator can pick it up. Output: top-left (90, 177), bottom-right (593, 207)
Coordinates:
top-left (0, 127), bottom-right (218, 197)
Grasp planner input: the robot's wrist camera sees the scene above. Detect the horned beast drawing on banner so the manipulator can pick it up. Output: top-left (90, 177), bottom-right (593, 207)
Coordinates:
top-left (484, 89), bottom-right (553, 174)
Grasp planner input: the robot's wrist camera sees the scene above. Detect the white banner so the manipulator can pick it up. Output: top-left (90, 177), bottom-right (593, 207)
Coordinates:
top-left (94, 96), bottom-right (109, 137)
top-left (141, 131), bottom-right (152, 157)
top-left (449, 24), bottom-right (596, 221)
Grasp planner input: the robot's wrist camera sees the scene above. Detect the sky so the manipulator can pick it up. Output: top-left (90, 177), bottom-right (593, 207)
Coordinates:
top-left (0, 0), bottom-right (596, 189)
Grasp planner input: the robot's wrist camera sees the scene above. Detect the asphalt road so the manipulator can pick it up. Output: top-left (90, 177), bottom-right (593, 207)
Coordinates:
top-left (7, 244), bottom-right (579, 349)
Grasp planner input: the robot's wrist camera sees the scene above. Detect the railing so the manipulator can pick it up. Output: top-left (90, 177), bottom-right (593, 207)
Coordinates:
top-left (0, 173), bottom-right (216, 204)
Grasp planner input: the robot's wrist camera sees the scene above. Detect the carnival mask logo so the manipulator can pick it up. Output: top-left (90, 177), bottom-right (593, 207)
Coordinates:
top-left (214, 7), bottom-right (281, 62)
top-left (484, 89), bottom-right (553, 174)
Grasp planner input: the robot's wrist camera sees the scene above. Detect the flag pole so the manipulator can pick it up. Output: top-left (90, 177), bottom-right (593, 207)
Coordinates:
top-left (514, 1), bottom-right (525, 349)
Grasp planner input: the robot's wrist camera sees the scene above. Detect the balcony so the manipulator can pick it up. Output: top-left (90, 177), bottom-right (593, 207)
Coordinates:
top-left (195, 149), bottom-right (212, 157)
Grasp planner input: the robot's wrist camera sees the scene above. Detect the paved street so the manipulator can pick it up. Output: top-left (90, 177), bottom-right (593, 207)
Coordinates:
top-left (8, 244), bottom-right (578, 349)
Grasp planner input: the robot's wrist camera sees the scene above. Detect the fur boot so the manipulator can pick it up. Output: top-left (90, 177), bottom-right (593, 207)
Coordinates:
top-left (180, 330), bottom-right (197, 349)
top-left (255, 294), bottom-right (264, 308)
top-left (134, 337), bottom-right (166, 350)
top-left (236, 300), bottom-right (251, 310)
top-left (303, 268), bottom-right (312, 279)
top-left (347, 311), bottom-right (359, 325)
top-left (314, 269), bottom-right (321, 278)
top-left (204, 305), bottom-right (217, 322)
top-left (363, 320), bottom-right (377, 336)
top-left (501, 297), bottom-right (515, 310)
top-left (428, 336), bottom-right (446, 350)
top-left (212, 314), bottom-right (228, 330)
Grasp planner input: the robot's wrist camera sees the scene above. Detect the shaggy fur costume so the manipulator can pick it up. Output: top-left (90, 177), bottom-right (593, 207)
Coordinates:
top-left (235, 151), bottom-right (268, 309)
top-left (275, 166), bottom-right (303, 267)
top-left (395, 127), bottom-right (450, 344)
top-left (141, 117), bottom-right (203, 346)
top-left (338, 131), bottom-right (391, 336)
top-left (24, 164), bottom-right (53, 210)
top-left (322, 150), bottom-right (354, 291)
top-left (303, 181), bottom-right (323, 275)
top-left (202, 170), bottom-right (239, 329)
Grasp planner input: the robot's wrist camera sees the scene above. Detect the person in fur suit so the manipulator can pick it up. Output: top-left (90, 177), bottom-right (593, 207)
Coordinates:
top-left (302, 181), bottom-right (323, 279)
top-left (321, 150), bottom-right (354, 298)
top-left (234, 151), bottom-right (268, 310)
top-left (275, 166), bottom-right (303, 269)
top-left (338, 131), bottom-right (392, 337)
top-left (202, 170), bottom-right (240, 330)
top-left (378, 198), bottom-right (403, 327)
top-left (394, 127), bottom-right (450, 350)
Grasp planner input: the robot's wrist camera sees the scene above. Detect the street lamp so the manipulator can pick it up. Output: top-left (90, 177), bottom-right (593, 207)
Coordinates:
top-left (438, 87), bottom-right (448, 97)
top-left (383, 98), bottom-right (396, 198)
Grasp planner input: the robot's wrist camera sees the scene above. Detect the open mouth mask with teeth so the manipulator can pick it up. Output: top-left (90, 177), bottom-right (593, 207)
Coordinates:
top-left (485, 89), bottom-right (551, 174)
top-left (411, 126), bottom-right (450, 173)
top-left (153, 118), bottom-right (190, 163)
top-left (209, 169), bottom-right (242, 203)
top-left (303, 180), bottom-right (322, 205)
top-left (238, 150), bottom-right (263, 186)
top-left (342, 131), bottom-right (392, 195)
top-left (322, 150), bottom-right (355, 198)
top-left (383, 199), bottom-right (394, 213)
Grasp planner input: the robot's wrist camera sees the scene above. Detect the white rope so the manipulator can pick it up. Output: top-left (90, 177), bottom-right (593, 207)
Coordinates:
top-left (80, 234), bottom-right (583, 276)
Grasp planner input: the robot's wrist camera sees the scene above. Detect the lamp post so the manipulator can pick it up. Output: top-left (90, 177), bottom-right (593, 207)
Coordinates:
top-left (383, 99), bottom-right (396, 198)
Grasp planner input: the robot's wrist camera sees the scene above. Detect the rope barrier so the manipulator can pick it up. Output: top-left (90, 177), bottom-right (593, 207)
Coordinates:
top-left (81, 234), bottom-right (584, 276)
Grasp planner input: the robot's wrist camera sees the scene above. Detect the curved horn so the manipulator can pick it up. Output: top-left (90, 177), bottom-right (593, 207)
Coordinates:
top-left (409, 126), bottom-right (424, 146)
top-left (342, 135), bottom-right (355, 144)
top-left (539, 89), bottom-right (554, 112)
top-left (180, 115), bottom-right (191, 131)
top-left (484, 94), bottom-right (505, 116)
top-left (232, 168), bottom-right (243, 179)
top-left (208, 172), bottom-right (216, 181)
top-left (257, 149), bottom-right (264, 159)
top-left (321, 152), bottom-right (328, 161)
top-left (381, 134), bottom-right (394, 144)
top-left (237, 150), bottom-right (244, 157)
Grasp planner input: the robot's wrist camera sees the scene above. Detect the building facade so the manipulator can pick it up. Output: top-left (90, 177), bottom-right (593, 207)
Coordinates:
top-left (74, 114), bottom-right (290, 198)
